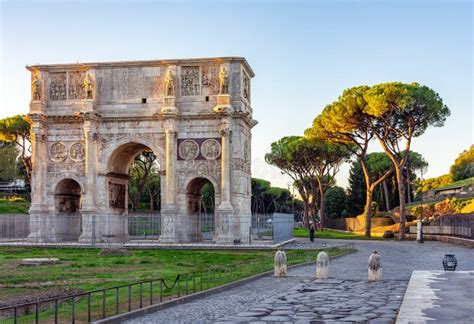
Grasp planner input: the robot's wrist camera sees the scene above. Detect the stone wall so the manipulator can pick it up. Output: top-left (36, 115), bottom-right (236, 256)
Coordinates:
top-left (325, 215), bottom-right (394, 232)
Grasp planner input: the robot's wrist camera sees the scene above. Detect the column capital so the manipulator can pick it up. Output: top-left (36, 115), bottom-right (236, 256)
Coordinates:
top-left (219, 118), bottom-right (231, 137)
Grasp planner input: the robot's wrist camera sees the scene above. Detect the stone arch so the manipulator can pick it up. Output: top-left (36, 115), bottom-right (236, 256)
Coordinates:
top-left (101, 137), bottom-right (165, 174)
top-left (183, 174), bottom-right (220, 197)
top-left (105, 141), bottom-right (164, 214)
top-left (185, 176), bottom-right (219, 241)
top-left (54, 178), bottom-right (82, 241)
top-left (51, 174), bottom-right (85, 196)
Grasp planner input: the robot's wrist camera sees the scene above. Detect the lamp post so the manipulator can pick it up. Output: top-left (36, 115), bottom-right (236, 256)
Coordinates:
top-left (417, 168), bottom-right (424, 243)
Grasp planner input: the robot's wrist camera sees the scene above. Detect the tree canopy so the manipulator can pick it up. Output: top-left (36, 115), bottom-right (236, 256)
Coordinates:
top-left (450, 144), bottom-right (474, 181)
top-left (0, 115), bottom-right (32, 183)
top-left (363, 82), bottom-right (449, 238)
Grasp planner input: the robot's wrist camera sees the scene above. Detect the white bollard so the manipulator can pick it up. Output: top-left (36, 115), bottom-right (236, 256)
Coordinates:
top-left (274, 250), bottom-right (288, 277)
top-left (368, 250), bottom-right (382, 281)
top-left (316, 251), bottom-right (330, 279)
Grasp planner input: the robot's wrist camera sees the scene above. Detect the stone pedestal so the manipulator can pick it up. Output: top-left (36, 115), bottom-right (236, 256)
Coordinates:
top-left (161, 96), bottom-right (178, 114)
top-left (274, 250), bottom-right (288, 277)
top-left (368, 251), bottom-right (382, 281)
top-left (316, 251), bottom-right (330, 279)
top-left (214, 206), bottom-right (235, 243)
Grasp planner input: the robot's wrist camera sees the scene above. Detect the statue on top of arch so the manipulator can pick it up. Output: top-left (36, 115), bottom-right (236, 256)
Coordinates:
top-left (82, 73), bottom-right (94, 99)
top-left (164, 68), bottom-right (175, 97)
top-left (218, 67), bottom-right (228, 95)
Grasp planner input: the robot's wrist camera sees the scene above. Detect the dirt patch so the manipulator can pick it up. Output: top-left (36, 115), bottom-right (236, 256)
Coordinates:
top-left (99, 248), bottom-right (130, 256)
top-left (0, 287), bottom-right (83, 308)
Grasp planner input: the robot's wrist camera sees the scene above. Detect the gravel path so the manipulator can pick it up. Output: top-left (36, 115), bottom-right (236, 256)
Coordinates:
top-left (127, 238), bottom-right (474, 323)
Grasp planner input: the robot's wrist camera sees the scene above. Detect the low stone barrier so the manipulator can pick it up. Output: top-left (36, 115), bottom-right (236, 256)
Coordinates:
top-left (325, 215), bottom-right (394, 232)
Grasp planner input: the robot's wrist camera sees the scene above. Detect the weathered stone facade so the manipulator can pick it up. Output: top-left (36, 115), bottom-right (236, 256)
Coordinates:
top-left (27, 57), bottom-right (257, 244)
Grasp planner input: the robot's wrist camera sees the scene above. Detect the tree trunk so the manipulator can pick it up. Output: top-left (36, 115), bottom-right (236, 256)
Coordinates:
top-left (407, 175), bottom-right (412, 204)
top-left (149, 188), bottom-right (154, 212)
top-left (364, 189), bottom-right (373, 238)
top-left (319, 187), bottom-right (325, 231)
top-left (382, 180), bottom-right (391, 211)
top-left (395, 167), bottom-right (407, 239)
top-left (360, 158), bottom-right (372, 238)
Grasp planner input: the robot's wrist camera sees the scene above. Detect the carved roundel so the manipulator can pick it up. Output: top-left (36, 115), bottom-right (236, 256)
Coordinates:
top-left (50, 142), bottom-right (67, 162)
top-left (69, 142), bottom-right (85, 162)
top-left (178, 139), bottom-right (199, 160)
top-left (201, 139), bottom-right (221, 160)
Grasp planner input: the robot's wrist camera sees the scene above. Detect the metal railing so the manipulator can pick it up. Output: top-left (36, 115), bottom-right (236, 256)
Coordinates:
top-left (0, 245), bottom-right (354, 324)
top-left (1, 213), bottom-right (295, 245)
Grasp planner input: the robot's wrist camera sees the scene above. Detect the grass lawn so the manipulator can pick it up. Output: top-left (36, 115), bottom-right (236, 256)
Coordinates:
top-left (294, 227), bottom-right (382, 240)
top-left (0, 246), bottom-right (352, 322)
top-left (0, 199), bottom-right (30, 214)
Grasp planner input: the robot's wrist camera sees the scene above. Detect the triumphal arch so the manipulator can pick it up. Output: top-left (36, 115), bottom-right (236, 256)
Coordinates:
top-left (27, 57), bottom-right (257, 244)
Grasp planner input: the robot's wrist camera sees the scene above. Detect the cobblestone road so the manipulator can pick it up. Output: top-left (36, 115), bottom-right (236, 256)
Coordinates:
top-left (128, 238), bottom-right (474, 323)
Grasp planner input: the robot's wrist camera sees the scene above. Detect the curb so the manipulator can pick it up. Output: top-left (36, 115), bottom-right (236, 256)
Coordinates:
top-left (93, 249), bottom-right (357, 323)
top-left (405, 234), bottom-right (474, 248)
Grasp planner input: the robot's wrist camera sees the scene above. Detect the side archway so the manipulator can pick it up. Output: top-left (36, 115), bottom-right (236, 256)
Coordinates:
top-left (185, 176), bottom-right (218, 241)
top-left (54, 178), bottom-right (82, 241)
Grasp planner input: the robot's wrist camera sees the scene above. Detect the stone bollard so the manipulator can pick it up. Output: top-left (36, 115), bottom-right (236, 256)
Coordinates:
top-left (316, 251), bottom-right (330, 279)
top-left (368, 250), bottom-right (382, 281)
top-left (274, 250), bottom-right (288, 277)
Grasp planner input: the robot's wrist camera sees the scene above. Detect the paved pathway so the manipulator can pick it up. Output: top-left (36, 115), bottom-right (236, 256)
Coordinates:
top-left (128, 238), bottom-right (474, 323)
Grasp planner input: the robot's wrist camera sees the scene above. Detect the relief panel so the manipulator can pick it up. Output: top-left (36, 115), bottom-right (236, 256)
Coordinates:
top-left (109, 182), bottom-right (126, 209)
top-left (68, 71), bottom-right (86, 100)
top-left (201, 65), bottom-right (219, 95)
top-left (181, 66), bottom-right (200, 96)
top-left (49, 72), bottom-right (67, 101)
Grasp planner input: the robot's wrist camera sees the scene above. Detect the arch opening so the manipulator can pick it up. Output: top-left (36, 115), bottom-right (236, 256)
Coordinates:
top-left (107, 142), bottom-right (163, 239)
top-left (54, 178), bottom-right (82, 241)
top-left (186, 177), bottom-right (215, 241)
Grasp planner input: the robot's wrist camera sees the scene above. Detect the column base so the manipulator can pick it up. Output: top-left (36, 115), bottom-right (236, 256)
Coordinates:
top-left (214, 205), bottom-right (235, 243)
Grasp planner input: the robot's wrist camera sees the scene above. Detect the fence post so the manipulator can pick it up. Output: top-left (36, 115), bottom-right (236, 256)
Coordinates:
top-left (102, 289), bottom-right (106, 318)
top-left (87, 293), bottom-right (91, 323)
top-left (150, 281), bottom-right (153, 305)
top-left (116, 287), bottom-right (119, 314)
top-left (71, 297), bottom-right (75, 324)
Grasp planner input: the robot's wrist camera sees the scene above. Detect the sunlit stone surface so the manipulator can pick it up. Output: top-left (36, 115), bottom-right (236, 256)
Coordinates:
top-left (26, 57), bottom-right (257, 244)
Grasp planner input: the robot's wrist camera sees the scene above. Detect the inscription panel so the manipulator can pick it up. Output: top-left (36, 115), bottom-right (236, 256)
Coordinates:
top-left (96, 67), bottom-right (162, 103)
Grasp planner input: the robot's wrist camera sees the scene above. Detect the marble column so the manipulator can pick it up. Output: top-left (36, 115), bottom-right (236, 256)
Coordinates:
top-left (79, 110), bottom-right (99, 243)
top-left (159, 117), bottom-right (178, 242)
top-left (218, 119), bottom-right (233, 210)
top-left (215, 116), bottom-right (235, 243)
top-left (27, 112), bottom-right (48, 242)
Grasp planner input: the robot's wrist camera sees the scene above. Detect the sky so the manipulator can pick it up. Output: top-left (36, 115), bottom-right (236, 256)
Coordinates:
top-left (0, 0), bottom-right (472, 191)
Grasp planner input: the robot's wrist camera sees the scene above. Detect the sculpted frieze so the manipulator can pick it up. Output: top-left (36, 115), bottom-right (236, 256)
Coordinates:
top-left (243, 73), bottom-right (250, 100)
top-left (49, 72), bottom-right (67, 101)
top-left (50, 142), bottom-right (67, 162)
top-left (109, 182), bottom-right (126, 209)
top-left (68, 71), bottom-right (86, 100)
top-left (201, 139), bottom-right (221, 160)
top-left (178, 139), bottom-right (199, 160)
top-left (177, 138), bottom-right (222, 161)
top-left (177, 159), bottom-right (220, 192)
top-left (69, 142), bottom-right (86, 162)
top-left (201, 65), bottom-right (219, 95)
top-left (181, 66), bottom-right (200, 96)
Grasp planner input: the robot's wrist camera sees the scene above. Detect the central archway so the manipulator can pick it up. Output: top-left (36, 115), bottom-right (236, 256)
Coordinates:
top-left (102, 141), bottom-right (164, 242)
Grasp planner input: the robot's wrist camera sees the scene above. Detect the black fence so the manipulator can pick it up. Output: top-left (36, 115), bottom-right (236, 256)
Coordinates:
top-left (0, 246), bottom-right (354, 324)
